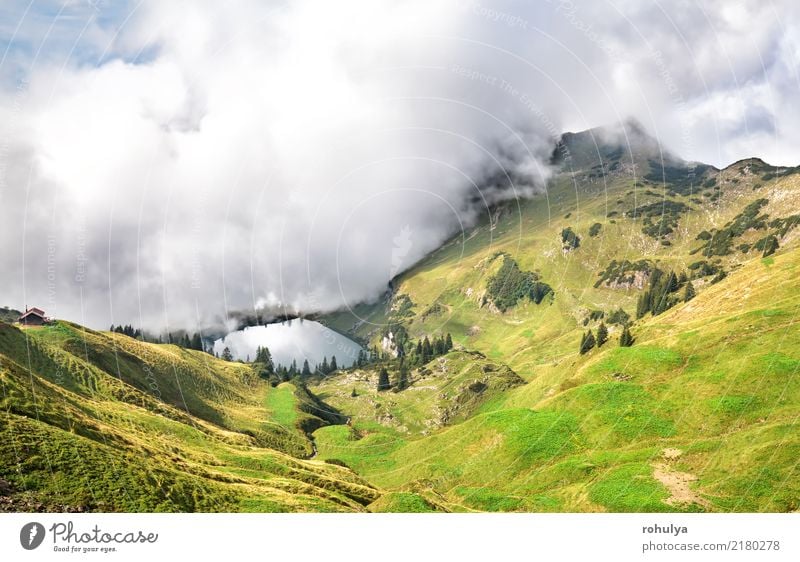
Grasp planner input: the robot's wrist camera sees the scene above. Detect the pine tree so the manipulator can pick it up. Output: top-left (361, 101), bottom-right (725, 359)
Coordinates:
top-left (257, 346), bottom-right (274, 375)
top-left (596, 322), bottom-right (609, 347)
top-left (221, 347), bottom-right (233, 361)
top-left (579, 330), bottom-right (596, 355)
top-left (620, 326), bottom-right (635, 347)
top-left (445, 333), bottom-right (453, 351)
top-left (320, 356), bottom-right (329, 375)
top-left (683, 281), bottom-right (696, 302)
top-left (377, 368), bottom-right (391, 391)
top-left (422, 336), bottom-right (432, 363)
top-left (434, 336), bottom-right (445, 356)
top-left (395, 365), bottom-right (409, 391)
top-left (301, 359), bottom-right (311, 378)
top-left (329, 356), bottom-right (338, 372)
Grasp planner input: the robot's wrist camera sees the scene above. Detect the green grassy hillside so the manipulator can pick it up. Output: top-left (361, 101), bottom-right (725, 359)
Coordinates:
top-left (3, 123), bottom-right (798, 513)
top-left (314, 125), bottom-right (800, 512)
top-left (0, 321), bottom-right (378, 512)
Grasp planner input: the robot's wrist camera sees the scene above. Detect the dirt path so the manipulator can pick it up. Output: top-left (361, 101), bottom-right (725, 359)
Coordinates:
top-left (652, 458), bottom-right (711, 509)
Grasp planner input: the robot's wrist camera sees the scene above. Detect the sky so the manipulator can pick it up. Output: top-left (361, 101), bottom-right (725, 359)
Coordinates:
top-left (0, 0), bottom-right (798, 332)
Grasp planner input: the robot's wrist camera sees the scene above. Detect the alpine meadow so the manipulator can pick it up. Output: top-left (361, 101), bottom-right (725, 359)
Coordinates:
top-left (3, 121), bottom-right (799, 513)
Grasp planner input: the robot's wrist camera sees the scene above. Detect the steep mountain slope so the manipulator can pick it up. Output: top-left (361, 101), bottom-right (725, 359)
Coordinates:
top-left (0, 321), bottom-right (378, 512)
top-left (314, 123), bottom-right (800, 512)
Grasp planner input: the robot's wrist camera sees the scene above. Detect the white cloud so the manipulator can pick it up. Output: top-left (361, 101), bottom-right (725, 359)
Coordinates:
top-left (0, 0), bottom-right (797, 331)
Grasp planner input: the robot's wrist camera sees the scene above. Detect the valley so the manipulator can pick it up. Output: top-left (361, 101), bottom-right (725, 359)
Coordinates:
top-left (2, 123), bottom-right (799, 513)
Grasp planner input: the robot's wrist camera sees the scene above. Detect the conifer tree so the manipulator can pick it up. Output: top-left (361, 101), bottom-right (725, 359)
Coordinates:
top-left (445, 333), bottom-right (453, 351)
top-left (596, 322), bottom-right (609, 347)
top-left (620, 326), bottom-right (635, 347)
top-left (330, 356), bottom-right (338, 372)
top-left (256, 346), bottom-right (274, 371)
top-left (422, 336), bottom-right (432, 363)
top-left (221, 347), bottom-right (233, 361)
top-left (301, 359), bottom-right (311, 378)
top-left (377, 368), bottom-right (391, 391)
top-left (579, 330), bottom-right (596, 355)
top-left (395, 365), bottom-right (409, 391)
top-left (320, 356), bottom-right (329, 374)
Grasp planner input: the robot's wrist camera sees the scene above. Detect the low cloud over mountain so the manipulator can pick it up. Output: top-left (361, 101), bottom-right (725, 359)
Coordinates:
top-left (0, 0), bottom-right (797, 331)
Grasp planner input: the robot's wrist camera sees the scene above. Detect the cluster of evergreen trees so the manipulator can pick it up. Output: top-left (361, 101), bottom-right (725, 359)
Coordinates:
top-left (579, 322), bottom-right (607, 354)
top-left (109, 324), bottom-right (206, 352)
top-left (255, 346), bottom-right (274, 373)
top-left (316, 355), bottom-right (339, 375)
top-left (167, 332), bottom-right (205, 351)
top-left (371, 332), bottom-right (454, 393)
top-left (376, 364), bottom-right (410, 392)
top-left (486, 256), bottom-right (553, 312)
top-left (635, 268), bottom-right (695, 319)
top-left (355, 347), bottom-right (383, 367)
top-left (579, 322), bottom-right (634, 354)
top-left (409, 333), bottom-right (453, 366)
top-left (268, 358), bottom-right (310, 381)
top-left (110, 324), bottom-right (142, 339)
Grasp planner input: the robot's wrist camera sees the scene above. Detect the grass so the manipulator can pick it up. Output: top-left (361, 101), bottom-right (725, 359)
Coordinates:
top-left (5, 133), bottom-right (800, 512)
top-left (0, 321), bottom-right (378, 512)
top-left (311, 149), bottom-right (800, 512)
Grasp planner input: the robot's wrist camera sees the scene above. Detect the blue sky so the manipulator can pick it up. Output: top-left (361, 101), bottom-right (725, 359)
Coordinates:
top-left (0, 0), bottom-right (149, 83)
